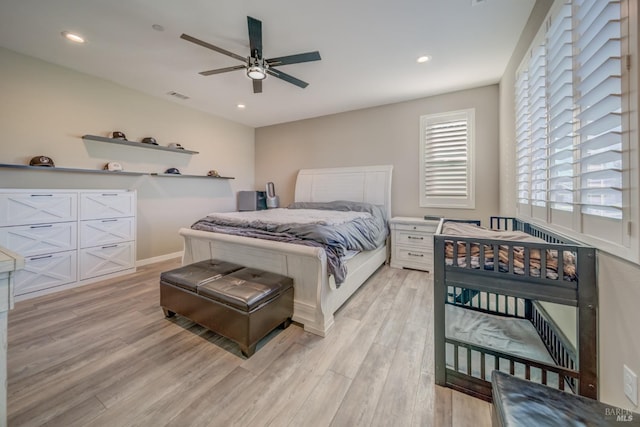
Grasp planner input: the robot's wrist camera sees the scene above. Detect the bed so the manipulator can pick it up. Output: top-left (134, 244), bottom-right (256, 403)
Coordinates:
top-left (179, 165), bottom-right (393, 337)
top-left (434, 217), bottom-right (598, 402)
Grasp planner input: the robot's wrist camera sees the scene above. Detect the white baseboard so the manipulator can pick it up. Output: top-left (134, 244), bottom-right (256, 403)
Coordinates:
top-left (136, 251), bottom-right (183, 267)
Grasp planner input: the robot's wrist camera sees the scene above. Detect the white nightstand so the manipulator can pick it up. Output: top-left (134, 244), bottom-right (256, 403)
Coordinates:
top-left (389, 217), bottom-right (440, 272)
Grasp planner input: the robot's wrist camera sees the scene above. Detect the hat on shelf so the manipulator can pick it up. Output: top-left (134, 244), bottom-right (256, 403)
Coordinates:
top-left (168, 143), bottom-right (184, 150)
top-left (165, 167), bottom-right (181, 175)
top-left (110, 131), bottom-right (127, 140)
top-left (141, 137), bottom-right (158, 145)
top-left (103, 162), bottom-right (123, 172)
top-left (29, 155), bottom-right (55, 167)
top-left (207, 170), bottom-right (220, 177)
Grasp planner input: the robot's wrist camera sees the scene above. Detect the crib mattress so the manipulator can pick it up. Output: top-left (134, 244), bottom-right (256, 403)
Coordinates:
top-left (445, 304), bottom-right (555, 364)
top-left (445, 304), bottom-right (558, 384)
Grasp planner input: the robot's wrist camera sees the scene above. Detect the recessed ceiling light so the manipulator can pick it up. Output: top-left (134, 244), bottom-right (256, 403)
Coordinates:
top-left (152, 24), bottom-right (165, 32)
top-left (237, 104), bottom-right (246, 109)
top-left (417, 55), bottom-right (432, 63)
top-left (61, 31), bottom-right (85, 44)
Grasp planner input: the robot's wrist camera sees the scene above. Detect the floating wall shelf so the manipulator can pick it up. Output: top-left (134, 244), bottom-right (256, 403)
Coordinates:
top-left (0, 164), bottom-right (234, 179)
top-left (82, 134), bottom-right (199, 154)
top-left (0, 163), bottom-right (146, 176)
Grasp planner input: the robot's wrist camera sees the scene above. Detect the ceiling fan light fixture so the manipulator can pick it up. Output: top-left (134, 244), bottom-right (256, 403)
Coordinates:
top-left (247, 65), bottom-right (266, 80)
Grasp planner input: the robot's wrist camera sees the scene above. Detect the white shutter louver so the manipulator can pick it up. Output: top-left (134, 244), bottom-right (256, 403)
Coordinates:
top-left (547, 2), bottom-right (574, 212)
top-left (515, 69), bottom-right (530, 205)
top-left (528, 42), bottom-right (547, 208)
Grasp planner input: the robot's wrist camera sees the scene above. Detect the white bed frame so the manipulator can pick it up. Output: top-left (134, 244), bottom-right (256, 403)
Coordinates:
top-left (179, 165), bottom-right (393, 336)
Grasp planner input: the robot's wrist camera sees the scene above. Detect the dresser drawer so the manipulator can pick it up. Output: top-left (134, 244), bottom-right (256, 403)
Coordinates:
top-left (80, 191), bottom-right (135, 220)
top-left (393, 222), bottom-right (438, 233)
top-left (80, 217), bottom-right (135, 248)
top-left (79, 241), bottom-right (135, 280)
top-left (0, 192), bottom-right (77, 226)
top-left (0, 222), bottom-right (77, 257)
top-left (14, 250), bottom-right (77, 296)
top-left (395, 230), bottom-right (433, 247)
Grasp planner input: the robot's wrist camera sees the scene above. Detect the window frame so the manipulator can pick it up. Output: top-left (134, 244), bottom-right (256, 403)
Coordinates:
top-left (419, 108), bottom-right (476, 209)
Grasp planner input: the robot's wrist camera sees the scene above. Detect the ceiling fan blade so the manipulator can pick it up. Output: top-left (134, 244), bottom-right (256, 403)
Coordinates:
top-left (199, 65), bottom-right (246, 76)
top-left (266, 68), bottom-right (309, 89)
top-left (180, 33), bottom-right (246, 63)
top-left (247, 16), bottom-right (263, 58)
top-left (267, 51), bottom-right (321, 67)
top-left (253, 79), bottom-right (263, 94)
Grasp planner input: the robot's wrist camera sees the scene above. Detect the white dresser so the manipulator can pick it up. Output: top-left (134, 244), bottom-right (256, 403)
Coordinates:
top-left (389, 217), bottom-right (439, 272)
top-left (0, 246), bottom-right (22, 427)
top-left (0, 189), bottom-right (136, 299)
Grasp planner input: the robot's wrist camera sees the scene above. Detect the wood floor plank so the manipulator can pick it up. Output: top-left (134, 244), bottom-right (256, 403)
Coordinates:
top-left (329, 343), bottom-right (394, 427)
top-left (164, 366), bottom-right (257, 427)
top-left (6, 260), bottom-right (492, 427)
top-left (329, 270), bottom-right (407, 379)
top-left (287, 370), bottom-right (353, 427)
top-left (451, 389), bottom-right (492, 427)
top-left (371, 318), bottom-right (429, 426)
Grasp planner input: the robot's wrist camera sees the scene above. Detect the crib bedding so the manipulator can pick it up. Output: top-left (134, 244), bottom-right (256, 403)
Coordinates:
top-left (190, 201), bottom-right (388, 285)
top-left (441, 222), bottom-right (577, 280)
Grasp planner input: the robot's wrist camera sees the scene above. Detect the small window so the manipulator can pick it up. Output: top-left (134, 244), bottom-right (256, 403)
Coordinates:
top-left (419, 109), bottom-right (475, 209)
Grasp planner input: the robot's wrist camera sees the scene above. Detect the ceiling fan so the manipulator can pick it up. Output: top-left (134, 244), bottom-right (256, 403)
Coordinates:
top-left (181, 16), bottom-right (321, 93)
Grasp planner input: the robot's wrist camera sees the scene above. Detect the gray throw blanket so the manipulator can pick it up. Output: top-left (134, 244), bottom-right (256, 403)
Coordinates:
top-left (191, 201), bottom-right (388, 285)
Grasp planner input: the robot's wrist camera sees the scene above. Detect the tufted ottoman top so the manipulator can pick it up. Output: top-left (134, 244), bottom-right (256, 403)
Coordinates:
top-left (160, 259), bottom-right (244, 292)
top-left (197, 268), bottom-right (293, 312)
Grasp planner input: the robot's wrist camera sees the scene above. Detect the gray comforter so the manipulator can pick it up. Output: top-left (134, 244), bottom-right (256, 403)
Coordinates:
top-left (191, 201), bottom-right (388, 285)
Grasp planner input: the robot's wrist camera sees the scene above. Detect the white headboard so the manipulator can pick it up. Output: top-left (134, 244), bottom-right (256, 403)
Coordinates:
top-left (294, 165), bottom-right (393, 219)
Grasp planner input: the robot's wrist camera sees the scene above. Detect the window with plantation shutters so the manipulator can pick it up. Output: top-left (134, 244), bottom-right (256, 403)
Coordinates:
top-left (515, 0), bottom-right (635, 262)
top-left (420, 109), bottom-right (475, 209)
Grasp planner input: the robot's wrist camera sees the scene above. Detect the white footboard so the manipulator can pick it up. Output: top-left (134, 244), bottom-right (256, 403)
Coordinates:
top-left (179, 228), bottom-right (385, 336)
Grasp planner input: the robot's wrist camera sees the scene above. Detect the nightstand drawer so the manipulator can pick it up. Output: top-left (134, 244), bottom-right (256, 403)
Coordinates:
top-left (393, 223), bottom-right (438, 233)
top-left (395, 246), bottom-right (432, 263)
top-left (396, 230), bottom-right (432, 247)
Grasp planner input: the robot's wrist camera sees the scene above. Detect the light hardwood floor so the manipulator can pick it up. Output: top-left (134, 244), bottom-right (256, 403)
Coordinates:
top-left (7, 259), bottom-right (492, 427)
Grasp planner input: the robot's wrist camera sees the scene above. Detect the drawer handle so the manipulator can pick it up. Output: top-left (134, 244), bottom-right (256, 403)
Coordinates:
top-left (101, 193), bottom-right (119, 196)
top-left (30, 224), bottom-right (53, 229)
top-left (408, 252), bottom-right (424, 257)
top-left (30, 255), bottom-right (53, 261)
top-left (101, 219), bottom-right (118, 222)
top-left (30, 194), bottom-right (53, 197)
top-left (102, 244), bottom-right (118, 249)
top-left (408, 236), bottom-right (424, 240)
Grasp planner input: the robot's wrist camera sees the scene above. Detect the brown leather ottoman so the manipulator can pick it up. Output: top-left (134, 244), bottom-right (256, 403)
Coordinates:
top-left (160, 260), bottom-right (293, 357)
top-left (491, 371), bottom-right (640, 426)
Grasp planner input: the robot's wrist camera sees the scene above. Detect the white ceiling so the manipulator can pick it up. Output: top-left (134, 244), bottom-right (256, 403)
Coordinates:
top-left (0, 0), bottom-right (535, 128)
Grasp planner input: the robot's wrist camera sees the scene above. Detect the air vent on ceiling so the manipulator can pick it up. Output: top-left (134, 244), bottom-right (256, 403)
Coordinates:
top-left (167, 91), bottom-right (190, 100)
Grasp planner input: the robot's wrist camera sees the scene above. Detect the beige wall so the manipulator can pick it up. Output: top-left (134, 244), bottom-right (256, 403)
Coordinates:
top-left (256, 85), bottom-right (500, 224)
top-left (498, 0), bottom-right (640, 411)
top-left (0, 47), bottom-right (255, 261)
